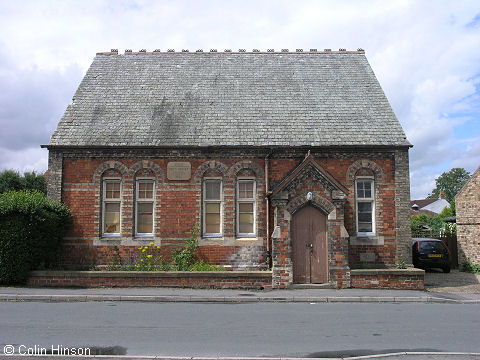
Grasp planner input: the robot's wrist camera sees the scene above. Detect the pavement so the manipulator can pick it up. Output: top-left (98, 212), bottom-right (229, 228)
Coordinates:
top-left (1, 285), bottom-right (480, 304)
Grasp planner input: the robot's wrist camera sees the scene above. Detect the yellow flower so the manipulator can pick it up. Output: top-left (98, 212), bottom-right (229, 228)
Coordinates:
top-left (156, 246), bottom-right (160, 249)
top-left (138, 246), bottom-right (143, 250)
top-left (147, 254), bottom-right (152, 258)
top-left (149, 242), bottom-right (154, 246)
top-left (140, 259), bottom-right (144, 262)
top-left (142, 249), bottom-right (146, 253)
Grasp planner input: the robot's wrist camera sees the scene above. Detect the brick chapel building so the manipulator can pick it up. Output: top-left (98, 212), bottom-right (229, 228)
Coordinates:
top-left (43, 48), bottom-right (413, 288)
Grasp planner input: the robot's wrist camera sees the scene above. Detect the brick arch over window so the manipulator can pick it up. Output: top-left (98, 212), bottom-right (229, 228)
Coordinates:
top-left (286, 192), bottom-right (335, 215)
top-left (93, 161), bottom-right (129, 184)
top-left (228, 160), bottom-right (265, 180)
top-left (92, 161), bottom-right (129, 239)
top-left (229, 161), bottom-right (265, 238)
top-left (346, 160), bottom-right (385, 184)
top-left (193, 161), bottom-right (229, 184)
top-left (127, 160), bottom-right (165, 183)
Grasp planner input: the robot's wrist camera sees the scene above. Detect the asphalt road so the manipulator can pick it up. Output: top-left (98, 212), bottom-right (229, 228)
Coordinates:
top-left (0, 302), bottom-right (479, 358)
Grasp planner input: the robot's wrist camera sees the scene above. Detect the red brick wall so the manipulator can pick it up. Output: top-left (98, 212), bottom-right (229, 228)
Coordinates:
top-left (56, 148), bottom-right (398, 271)
top-left (27, 271), bottom-right (272, 289)
top-left (350, 269), bottom-right (424, 290)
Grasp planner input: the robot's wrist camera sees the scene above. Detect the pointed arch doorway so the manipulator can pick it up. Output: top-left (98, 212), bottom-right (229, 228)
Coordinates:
top-left (291, 205), bottom-right (328, 283)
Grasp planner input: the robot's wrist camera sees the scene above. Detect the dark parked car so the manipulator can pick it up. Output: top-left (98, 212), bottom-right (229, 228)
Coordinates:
top-left (412, 238), bottom-right (450, 273)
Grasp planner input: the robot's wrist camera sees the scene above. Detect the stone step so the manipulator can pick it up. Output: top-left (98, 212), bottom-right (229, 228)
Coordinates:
top-left (289, 282), bottom-right (335, 289)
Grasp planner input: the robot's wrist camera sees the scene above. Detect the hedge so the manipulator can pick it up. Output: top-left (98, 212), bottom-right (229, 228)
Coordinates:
top-left (0, 190), bottom-right (71, 284)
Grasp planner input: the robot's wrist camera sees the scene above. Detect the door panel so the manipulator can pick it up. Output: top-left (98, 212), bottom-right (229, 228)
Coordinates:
top-left (292, 205), bottom-right (328, 283)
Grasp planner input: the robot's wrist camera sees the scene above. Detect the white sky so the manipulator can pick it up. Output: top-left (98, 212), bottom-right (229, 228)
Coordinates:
top-left (0, 0), bottom-right (479, 199)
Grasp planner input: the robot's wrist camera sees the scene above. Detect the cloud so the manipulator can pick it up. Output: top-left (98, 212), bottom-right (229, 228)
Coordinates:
top-left (0, 0), bottom-right (479, 199)
top-left (452, 141), bottom-right (480, 173)
top-left (0, 52), bottom-right (83, 153)
top-left (0, 147), bottom-right (49, 174)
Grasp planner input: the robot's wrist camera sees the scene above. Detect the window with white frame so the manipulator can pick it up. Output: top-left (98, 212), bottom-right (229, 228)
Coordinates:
top-left (203, 179), bottom-right (222, 237)
top-left (237, 179), bottom-right (256, 237)
top-left (103, 179), bottom-right (121, 236)
top-left (136, 180), bottom-right (155, 236)
top-left (355, 178), bottom-right (375, 236)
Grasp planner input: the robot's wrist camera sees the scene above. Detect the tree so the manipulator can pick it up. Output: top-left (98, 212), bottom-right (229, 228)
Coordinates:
top-left (439, 201), bottom-right (455, 218)
top-left (22, 171), bottom-right (47, 194)
top-left (0, 170), bottom-right (23, 193)
top-left (0, 170), bottom-right (46, 194)
top-left (428, 168), bottom-right (471, 203)
top-left (411, 213), bottom-right (444, 233)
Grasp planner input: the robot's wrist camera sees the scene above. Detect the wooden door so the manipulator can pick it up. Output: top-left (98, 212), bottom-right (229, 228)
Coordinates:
top-left (292, 205), bottom-right (328, 283)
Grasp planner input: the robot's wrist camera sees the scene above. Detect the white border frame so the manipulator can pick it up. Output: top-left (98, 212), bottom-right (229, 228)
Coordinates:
top-left (102, 178), bottom-right (122, 238)
top-left (135, 178), bottom-right (155, 238)
top-left (355, 176), bottom-right (376, 237)
top-left (236, 178), bottom-right (256, 238)
top-left (202, 178), bottom-right (223, 238)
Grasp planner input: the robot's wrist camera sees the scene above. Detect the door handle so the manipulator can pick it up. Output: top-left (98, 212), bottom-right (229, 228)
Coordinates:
top-left (306, 243), bottom-right (313, 248)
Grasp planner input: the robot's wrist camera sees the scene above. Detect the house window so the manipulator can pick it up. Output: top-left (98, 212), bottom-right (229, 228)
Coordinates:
top-left (355, 179), bottom-right (375, 236)
top-left (136, 180), bottom-right (155, 236)
top-left (203, 179), bottom-right (222, 237)
top-left (237, 179), bottom-right (256, 237)
top-left (103, 179), bottom-right (121, 236)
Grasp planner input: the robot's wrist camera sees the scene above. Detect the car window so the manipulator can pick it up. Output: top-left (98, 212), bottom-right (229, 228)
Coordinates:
top-left (419, 241), bottom-right (446, 252)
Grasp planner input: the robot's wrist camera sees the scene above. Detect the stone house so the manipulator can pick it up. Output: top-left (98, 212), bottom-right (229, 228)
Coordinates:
top-left (43, 48), bottom-right (414, 288)
top-left (456, 166), bottom-right (480, 265)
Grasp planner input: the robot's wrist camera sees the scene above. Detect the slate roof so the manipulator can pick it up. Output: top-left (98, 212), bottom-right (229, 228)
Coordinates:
top-left (47, 49), bottom-right (410, 148)
top-left (410, 199), bottom-right (439, 209)
top-left (410, 198), bottom-right (450, 215)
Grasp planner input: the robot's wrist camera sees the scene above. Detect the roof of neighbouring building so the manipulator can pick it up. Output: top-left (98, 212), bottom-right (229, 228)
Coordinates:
top-left (46, 49), bottom-right (411, 148)
top-left (410, 198), bottom-right (450, 215)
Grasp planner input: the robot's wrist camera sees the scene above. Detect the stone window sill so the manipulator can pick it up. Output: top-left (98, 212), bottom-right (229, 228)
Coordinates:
top-left (350, 235), bottom-right (384, 245)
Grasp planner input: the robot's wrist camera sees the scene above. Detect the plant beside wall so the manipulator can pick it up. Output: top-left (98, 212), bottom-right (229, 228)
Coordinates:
top-left (461, 259), bottom-right (480, 274)
top-left (0, 190), bottom-right (71, 284)
top-left (134, 243), bottom-right (170, 271)
top-left (102, 225), bottom-right (224, 271)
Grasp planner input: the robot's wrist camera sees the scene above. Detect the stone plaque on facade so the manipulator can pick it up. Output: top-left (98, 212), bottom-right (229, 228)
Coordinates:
top-left (167, 162), bottom-right (191, 180)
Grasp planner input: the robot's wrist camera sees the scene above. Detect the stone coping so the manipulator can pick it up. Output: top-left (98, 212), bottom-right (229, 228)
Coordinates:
top-left (350, 268), bottom-right (425, 276)
top-left (30, 270), bottom-right (273, 278)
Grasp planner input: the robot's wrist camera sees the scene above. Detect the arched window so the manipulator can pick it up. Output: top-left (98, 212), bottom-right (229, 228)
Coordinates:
top-left (135, 179), bottom-right (155, 237)
top-left (102, 177), bottom-right (122, 237)
top-left (236, 178), bottom-right (256, 237)
top-left (203, 177), bottom-right (222, 237)
top-left (355, 171), bottom-right (375, 236)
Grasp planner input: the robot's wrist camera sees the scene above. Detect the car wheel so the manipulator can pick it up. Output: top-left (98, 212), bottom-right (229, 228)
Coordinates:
top-left (443, 265), bottom-right (451, 273)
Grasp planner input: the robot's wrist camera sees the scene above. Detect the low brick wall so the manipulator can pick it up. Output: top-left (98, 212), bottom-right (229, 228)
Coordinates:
top-left (350, 268), bottom-right (425, 290)
top-left (27, 271), bottom-right (273, 289)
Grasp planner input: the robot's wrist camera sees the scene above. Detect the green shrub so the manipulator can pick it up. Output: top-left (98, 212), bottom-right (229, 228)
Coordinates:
top-left (101, 224), bottom-right (224, 272)
top-left (171, 225), bottom-right (199, 271)
top-left (189, 260), bottom-right (225, 271)
top-left (461, 259), bottom-right (480, 274)
top-left (0, 190), bottom-right (71, 284)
